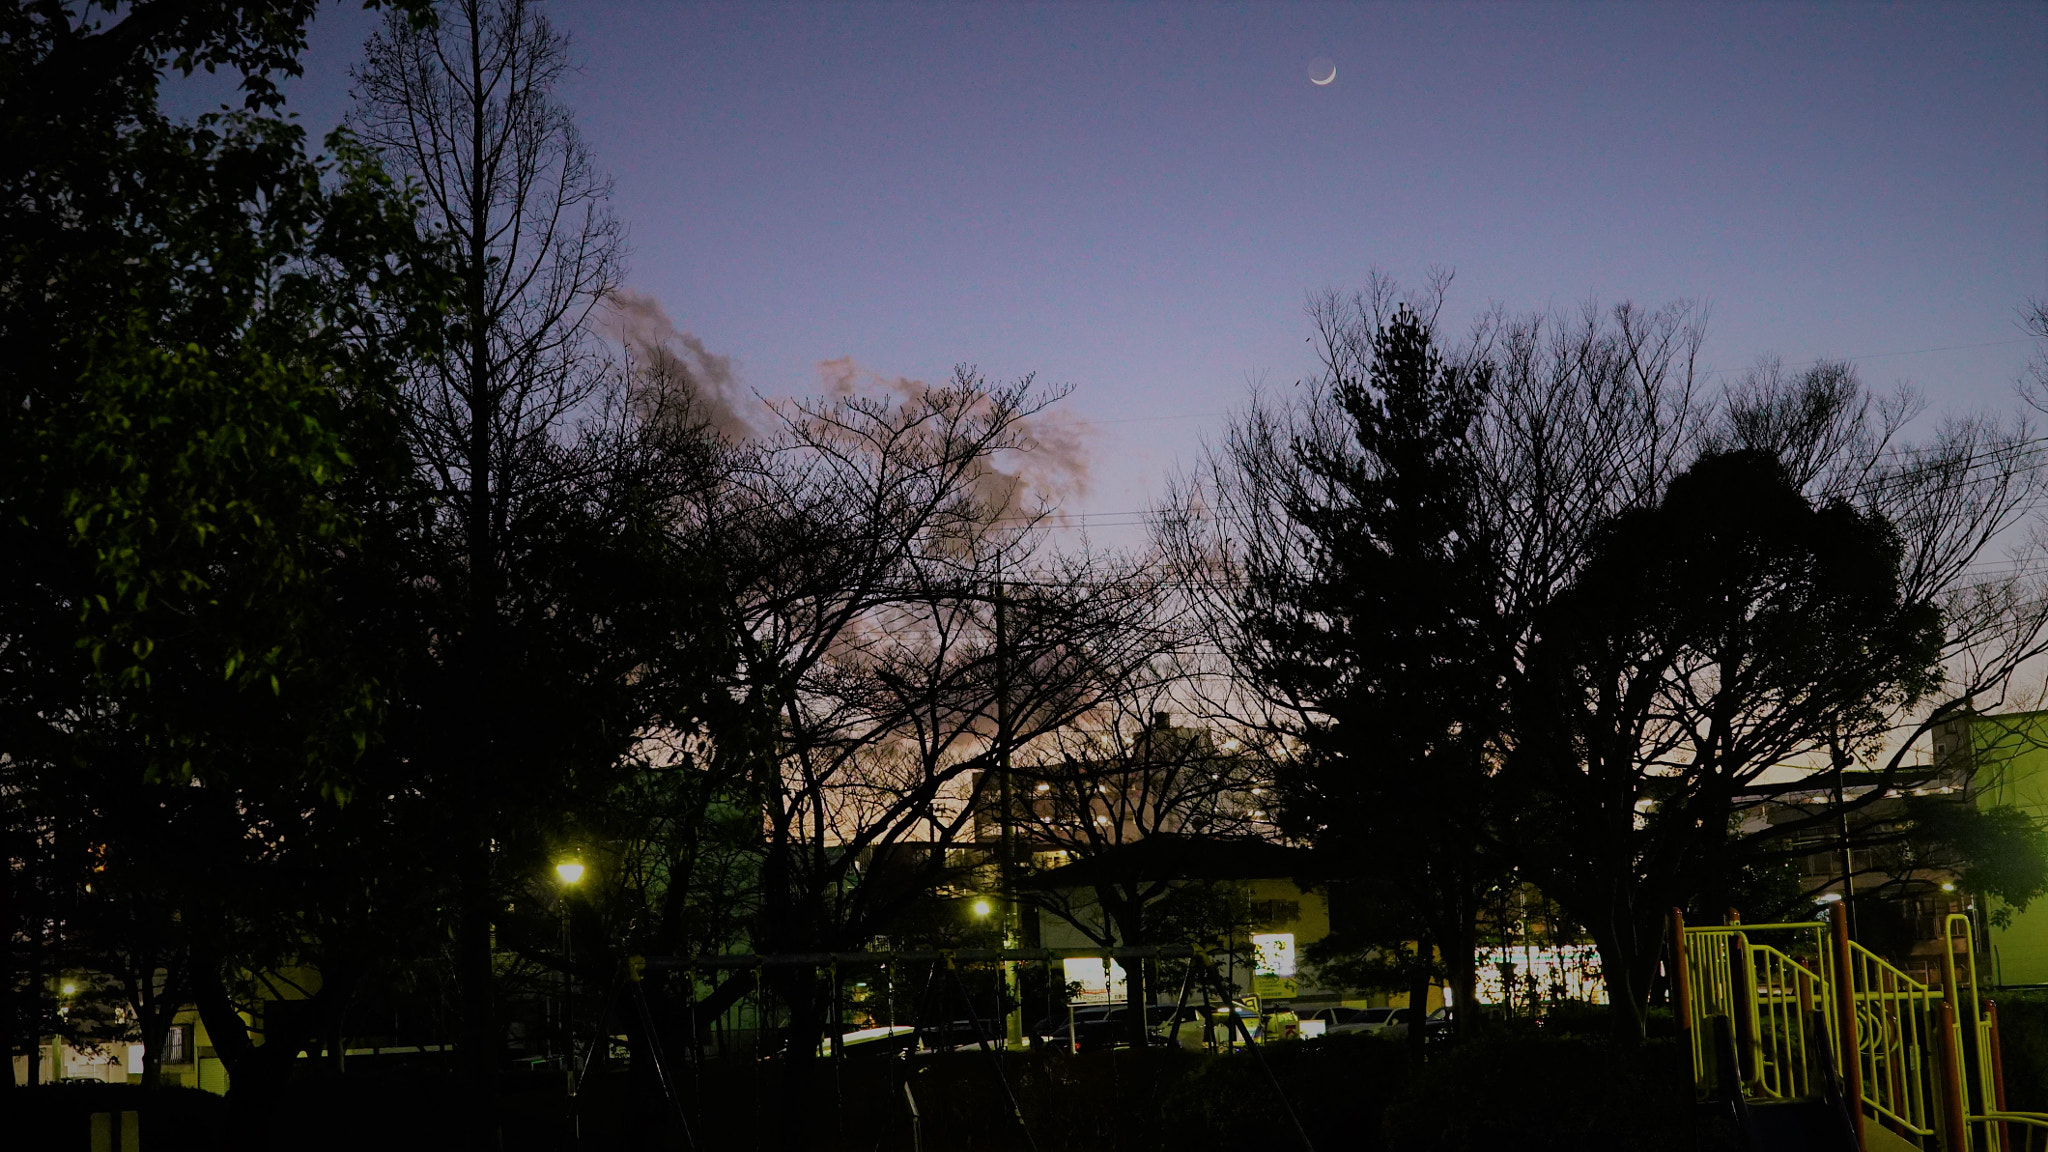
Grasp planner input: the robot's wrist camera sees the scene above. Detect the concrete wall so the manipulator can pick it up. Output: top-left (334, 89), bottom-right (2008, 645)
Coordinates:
top-left (1970, 710), bottom-right (2048, 986)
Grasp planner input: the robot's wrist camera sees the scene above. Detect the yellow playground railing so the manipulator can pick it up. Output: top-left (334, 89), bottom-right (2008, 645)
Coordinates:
top-left (1674, 907), bottom-right (2031, 1152)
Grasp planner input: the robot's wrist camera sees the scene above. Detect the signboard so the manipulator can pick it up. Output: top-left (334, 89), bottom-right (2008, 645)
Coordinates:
top-left (1253, 973), bottom-right (1298, 1000)
top-left (1251, 932), bottom-right (1297, 1000)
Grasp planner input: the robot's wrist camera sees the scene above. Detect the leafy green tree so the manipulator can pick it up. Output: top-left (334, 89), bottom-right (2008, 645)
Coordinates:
top-left (1515, 449), bottom-right (1945, 1039)
top-left (0, 0), bottom-right (436, 1104)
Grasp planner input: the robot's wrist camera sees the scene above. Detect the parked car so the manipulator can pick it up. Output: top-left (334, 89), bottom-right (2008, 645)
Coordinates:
top-left (1196, 1001), bottom-right (1267, 1046)
top-left (1036, 1004), bottom-right (1204, 1051)
top-left (816, 1024), bottom-right (917, 1058)
top-left (916, 1017), bottom-right (1006, 1051)
top-left (1380, 1006), bottom-right (1454, 1040)
top-left (1034, 1005), bottom-right (1117, 1051)
top-left (1303, 1005), bottom-right (1397, 1035)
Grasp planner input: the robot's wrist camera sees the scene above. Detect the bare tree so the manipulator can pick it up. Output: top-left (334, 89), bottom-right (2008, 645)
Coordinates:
top-left (1164, 284), bottom-right (1713, 1037)
top-left (1176, 280), bottom-right (2048, 1041)
top-left (1502, 346), bottom-right (2048, 1041)
top-left (344, 0), bottom-right (651, 1118)
top-left (594, 369), bottom-right (1176, 1145)
top-left (1012, 673), bottom-right (1274, 1047)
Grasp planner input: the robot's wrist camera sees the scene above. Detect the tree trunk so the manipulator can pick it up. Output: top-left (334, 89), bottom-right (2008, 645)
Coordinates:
top-left (774, 972), bottom-right (826, 1151)
top-left (0, 821), bottom-right (14, 1092)
top-left (191, 956), bottom-right (285, 1146)
top-left (456, 834), bottom-right (502, 1150)
top-left (1405, 965), bottom-right (1432, 1063)
top-left (1427, 898), bottom-right (1480, 1042)
top-left (1446, 933), bottom-right (1478, 1041)
top-left (1594, 923), bottom-right (1649, 1047)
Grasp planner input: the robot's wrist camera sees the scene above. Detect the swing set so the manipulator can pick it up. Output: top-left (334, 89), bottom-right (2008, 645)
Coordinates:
top-left (622, 945), bottom-right (1319, 1152)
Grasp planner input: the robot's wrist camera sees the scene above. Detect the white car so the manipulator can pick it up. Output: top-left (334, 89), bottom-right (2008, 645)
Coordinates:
top-left (1380, 1006), bottom-right (1452, 1039)
top-left (816, 1024), bottom-right (917, 1057)
top-left (1304, 1006), bottom-right (1398, 1035)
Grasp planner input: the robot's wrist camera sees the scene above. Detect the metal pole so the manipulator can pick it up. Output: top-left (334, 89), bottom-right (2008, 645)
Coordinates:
top-left (1937, 1000), bottom-right (1969, 1152)
top-left (1990, 1000), bottom-right (2010, 1152)
top-left (1670, 909), bottom-right (1695, 1093)
top-left (1831, 906), bottom-right (1866, 1152)
top-left (1833, 743), bottom-right (1858, 936)
top-left (562, 898), bottom-right (578, 1149)
top-left (994, 577), bottom-right (1025, 1051)
top-left (1200, 961), bottom-right (1315, 1152)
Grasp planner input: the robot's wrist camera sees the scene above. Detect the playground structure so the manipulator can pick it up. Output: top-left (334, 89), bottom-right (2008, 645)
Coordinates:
top-left (1676, 907), bottom-right (2048, 1151)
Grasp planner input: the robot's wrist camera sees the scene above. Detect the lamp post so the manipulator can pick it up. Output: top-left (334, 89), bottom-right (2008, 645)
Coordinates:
top-left (554, 858), bottom-right (585, 1147)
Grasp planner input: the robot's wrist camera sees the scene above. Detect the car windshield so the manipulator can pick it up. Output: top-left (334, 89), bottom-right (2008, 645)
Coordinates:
top-left (1357, 1008), bottom-right (1394, 1023)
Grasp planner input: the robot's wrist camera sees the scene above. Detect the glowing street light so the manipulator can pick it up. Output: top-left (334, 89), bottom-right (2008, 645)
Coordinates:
top-left (971, 898), bottom-right (992, 918)
top-left (555, 860), bottom-right (585, 886)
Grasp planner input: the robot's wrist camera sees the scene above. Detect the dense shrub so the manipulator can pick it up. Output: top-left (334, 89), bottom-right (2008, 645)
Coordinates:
top-left (1381, 1033), bottom-right (1697, 1152)
top-left (4, 1025), bottom-right (1734, 1150)
top-left (1992, 990), bottom-right (2048, 1112)
top-left (3, 1083), bottom-right (225, 1151)
top-left (1160, 1033), bottom-right (1413, 1152)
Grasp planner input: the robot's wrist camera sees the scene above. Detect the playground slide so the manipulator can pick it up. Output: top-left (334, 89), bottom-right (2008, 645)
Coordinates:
top-left (1741, 1101), bottom-right (1858, 1152)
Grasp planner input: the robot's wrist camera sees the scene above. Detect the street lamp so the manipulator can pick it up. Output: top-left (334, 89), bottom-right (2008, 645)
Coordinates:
top-left (971, 898), bottom-right (992, 918)
top-left (554, 857), bottom-right (584, 1147)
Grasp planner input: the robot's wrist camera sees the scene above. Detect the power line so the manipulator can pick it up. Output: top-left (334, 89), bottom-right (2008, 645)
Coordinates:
top-left (1048, 338), bottom-right (2034, 429)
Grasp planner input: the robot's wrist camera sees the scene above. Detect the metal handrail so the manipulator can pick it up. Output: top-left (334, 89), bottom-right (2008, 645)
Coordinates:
top-left (1746, 944), bottom-right (1826, 1101)
top-left (1681, 920), bottom-right (1835, 1090)
top-left (1679, 910), bottom-right (2005, 1152)
top-left (1974, 1112), bottom-right (2048, 1152)
top-left (1844, 936), bottom-right (1940, 1138)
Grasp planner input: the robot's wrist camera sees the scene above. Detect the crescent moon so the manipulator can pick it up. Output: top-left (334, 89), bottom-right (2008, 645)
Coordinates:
top-left (1309, 57), bottom-right (1336, 86)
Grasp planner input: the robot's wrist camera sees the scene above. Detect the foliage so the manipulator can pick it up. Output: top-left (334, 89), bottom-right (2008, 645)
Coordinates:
top-left (1380, 1034), bottom-right (1702, 1152)
top-left (1517, 448), bottom-right (1945, 1034)
top-left (1989, 989), bottom-right (2048, 1113)
top-left (0, 0), bottom-right (442, 1094)
top-left (1207, 287), bottom-right (1510, 1039)
top-left (1907, 802), bottom-right (2048, 927)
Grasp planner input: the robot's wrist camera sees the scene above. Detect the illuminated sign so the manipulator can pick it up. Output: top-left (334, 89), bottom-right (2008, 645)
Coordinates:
top-left (1252, 933), bottom-right (1299, 1000)
top-left (1251, 933), bottom-right (1296, 976)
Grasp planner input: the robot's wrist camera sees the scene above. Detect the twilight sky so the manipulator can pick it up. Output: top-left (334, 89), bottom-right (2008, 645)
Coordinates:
top-left (179, 1), bottom-right (2048, 523)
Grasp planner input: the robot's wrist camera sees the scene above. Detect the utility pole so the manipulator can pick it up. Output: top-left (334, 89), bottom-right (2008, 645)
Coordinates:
top-left (995, 577), bottom-right (1025, 1049)
top-left (1831, 738), bottom-right (1857, 936)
